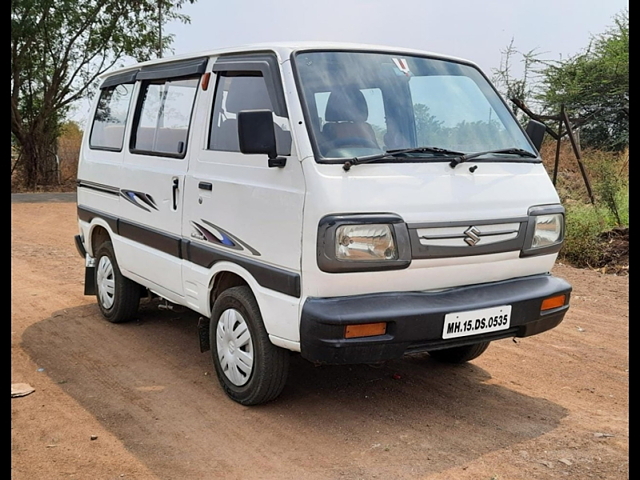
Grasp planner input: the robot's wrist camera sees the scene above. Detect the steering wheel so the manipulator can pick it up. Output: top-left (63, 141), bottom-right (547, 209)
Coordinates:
top-left (328, 137), bottom-right (379, 149)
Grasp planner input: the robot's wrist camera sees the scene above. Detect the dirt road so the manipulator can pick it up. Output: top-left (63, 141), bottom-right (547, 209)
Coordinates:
top-left (11, 199), bottom-right (628, 479)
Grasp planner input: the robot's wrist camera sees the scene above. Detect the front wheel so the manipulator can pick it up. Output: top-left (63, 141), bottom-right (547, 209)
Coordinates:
top-left (210, 286), bottom-right (289, 405)
top-left (427, 341), bottom-right (491, 364)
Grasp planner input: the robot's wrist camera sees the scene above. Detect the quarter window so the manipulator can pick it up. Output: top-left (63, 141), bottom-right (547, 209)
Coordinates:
top-left (89, 84), bottom-right (133, 150)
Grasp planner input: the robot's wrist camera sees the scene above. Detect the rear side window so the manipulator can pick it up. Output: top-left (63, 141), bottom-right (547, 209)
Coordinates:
top-left (131, 77), bottom-right (199, 157)
top-left (89, 84), bottom-right (133, 151)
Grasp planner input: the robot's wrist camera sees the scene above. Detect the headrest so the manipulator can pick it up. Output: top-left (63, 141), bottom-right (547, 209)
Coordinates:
top-left (325, 88), bottom-right (368, 122)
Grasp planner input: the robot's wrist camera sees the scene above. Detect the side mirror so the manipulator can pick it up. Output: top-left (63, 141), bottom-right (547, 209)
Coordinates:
top-left (525, 119), bottom-right (546, 152)
top-left (237, 110), bottom-right (286, 167)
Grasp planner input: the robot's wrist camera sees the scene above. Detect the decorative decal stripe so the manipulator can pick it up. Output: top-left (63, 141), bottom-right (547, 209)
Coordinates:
top-left (191, 219), bottom-right (261, 256)
top-left (77, 180), bottom-right (120, 196)
top-left (120, 190), bottom-right (159, 212)
top-left (76, 206), bottom-right (300, 298)
top-left (77, 180), bottom-right (158, 212)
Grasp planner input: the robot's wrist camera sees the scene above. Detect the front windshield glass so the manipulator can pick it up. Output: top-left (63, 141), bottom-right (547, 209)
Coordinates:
top-left (293, 50), bottom-right (535, 162)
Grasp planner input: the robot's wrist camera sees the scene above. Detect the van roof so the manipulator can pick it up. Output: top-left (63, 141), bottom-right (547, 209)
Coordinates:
top-left (98, 42), bottom-right (478, 80)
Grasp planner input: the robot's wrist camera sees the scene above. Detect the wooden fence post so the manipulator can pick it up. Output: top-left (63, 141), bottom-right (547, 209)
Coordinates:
top-left (561, 109), bottom-right (595, 204)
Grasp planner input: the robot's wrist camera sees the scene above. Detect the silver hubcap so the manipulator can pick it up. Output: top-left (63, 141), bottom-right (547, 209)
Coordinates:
top-left (216, 309), bottom-right (254, 386)
top-left (96, 255), bottom-right (115, 309)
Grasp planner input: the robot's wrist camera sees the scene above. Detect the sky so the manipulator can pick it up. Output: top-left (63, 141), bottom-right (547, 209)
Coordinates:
top-left (69, 0), bottom-right (628, 126)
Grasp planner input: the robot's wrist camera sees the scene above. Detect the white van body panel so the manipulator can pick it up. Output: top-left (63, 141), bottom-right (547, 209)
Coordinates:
top-left (181, 259), bottom-right (302, 345)
top-left (299, 160), bottom-right (561, 299)
top-left (76, 82), bottom-right (127, 252)
top-left (116, 153), bottom-right (188, 295)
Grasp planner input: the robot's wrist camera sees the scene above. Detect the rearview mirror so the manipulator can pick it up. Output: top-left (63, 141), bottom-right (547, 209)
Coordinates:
top-left (525, 119), bottom-right (546, 152)
top-left (237, 110), bottom-right (286, 167)
top-left (238, 110), bottom-right (277, 157)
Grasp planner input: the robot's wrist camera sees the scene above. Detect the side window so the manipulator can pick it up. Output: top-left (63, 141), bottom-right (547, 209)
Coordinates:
top-left (89, 84), bottom-right (133, 151)
top-left (132, 77), bottom-right (199, 157)
top-left (208, 73), bottom-right (291, 155)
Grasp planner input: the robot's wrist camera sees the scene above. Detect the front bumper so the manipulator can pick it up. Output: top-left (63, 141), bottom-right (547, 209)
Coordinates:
top-left (300, 274), bottom-right (571, 365)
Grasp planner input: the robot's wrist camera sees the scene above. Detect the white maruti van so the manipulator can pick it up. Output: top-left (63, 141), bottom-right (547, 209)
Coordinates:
top-left (75, 42), bottom-right (571, 405)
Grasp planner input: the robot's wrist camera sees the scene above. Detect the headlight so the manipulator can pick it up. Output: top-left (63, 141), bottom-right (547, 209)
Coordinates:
top-left (521, 205), bottom-right (565, 257)
top-left (532, 214), bottom-right (563, 248)
top-left (317, 214), bottom-right (412, 273)
top-left (335, 224), bottom-right (398, 261)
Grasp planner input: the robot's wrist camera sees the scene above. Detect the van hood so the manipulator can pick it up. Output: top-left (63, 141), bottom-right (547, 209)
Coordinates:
top-left (305, 160), bottom-right (560, 223)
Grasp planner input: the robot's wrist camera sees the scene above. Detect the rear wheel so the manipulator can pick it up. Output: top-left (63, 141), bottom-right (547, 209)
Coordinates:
top-left (94, 241), bottom-right (140, 323)
top-left (428, 341), bottom-right (490, 364)
top-left (210, 286), bottom-right (289, 405)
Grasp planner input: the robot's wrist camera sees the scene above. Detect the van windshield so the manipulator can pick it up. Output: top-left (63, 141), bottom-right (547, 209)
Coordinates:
top-left (293, 50), bottom-right (536, 163)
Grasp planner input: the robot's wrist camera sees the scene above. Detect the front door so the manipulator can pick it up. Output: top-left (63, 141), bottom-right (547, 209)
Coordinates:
top-left (182, 54), bottom-right (305, 310)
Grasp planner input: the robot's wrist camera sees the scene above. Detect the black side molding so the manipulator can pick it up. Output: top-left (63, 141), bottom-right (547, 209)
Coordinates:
top-left (77, 206), bottom-right (301, 298)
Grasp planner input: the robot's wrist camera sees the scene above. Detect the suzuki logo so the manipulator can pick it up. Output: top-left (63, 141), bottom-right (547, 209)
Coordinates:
top-left (464, 226), bottom-right (481, 246)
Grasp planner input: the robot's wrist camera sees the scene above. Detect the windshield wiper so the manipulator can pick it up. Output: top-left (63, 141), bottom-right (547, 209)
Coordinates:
top-left (448, 148), bottom-right (538, 168)
top-left (343, 146), bottom-right (464, 171)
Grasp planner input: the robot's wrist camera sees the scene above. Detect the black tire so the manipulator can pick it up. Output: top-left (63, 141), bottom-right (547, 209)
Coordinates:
top-left (210, 286), bottom-right (289, 406)
top-left (428, 341), bottom-right (490, 364)
top-left (94, 240), bottom-right (140, 323)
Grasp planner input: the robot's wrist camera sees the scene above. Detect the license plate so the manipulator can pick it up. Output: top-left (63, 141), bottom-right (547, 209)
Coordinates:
top-left (442, 305), bottom-right (512, 339)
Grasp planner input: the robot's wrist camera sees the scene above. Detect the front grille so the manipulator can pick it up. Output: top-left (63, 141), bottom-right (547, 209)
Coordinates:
top-left (407, 217), bottom-right (528, 259)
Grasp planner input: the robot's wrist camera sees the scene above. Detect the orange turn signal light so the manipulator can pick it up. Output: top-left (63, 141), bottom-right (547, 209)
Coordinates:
top-left (345, 322), bottom-right (387, 339)
top-left (541, 294), bottom-right (567, 311)
top-left (201, 72), bottom-right (211, 90)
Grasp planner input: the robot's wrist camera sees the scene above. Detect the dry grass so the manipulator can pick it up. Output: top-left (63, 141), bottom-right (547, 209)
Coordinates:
top-left (56, 122), bottom-right (82, 189)
top-left (11, 122), bottom-right (81, 193)
top-left (539, 140), bottom-right (629, 274)
top-left (538, 140), bottom-right (629, 206)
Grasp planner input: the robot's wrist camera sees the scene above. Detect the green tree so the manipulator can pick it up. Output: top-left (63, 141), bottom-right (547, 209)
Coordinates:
top-left (491, 38), bottom-right (540, 124)
top-left (11, 0), bottom-right (194, 188)
top-left (414, 103), bottom-right (444, 146)
top-left (537, 10), bottom-right (628, 151)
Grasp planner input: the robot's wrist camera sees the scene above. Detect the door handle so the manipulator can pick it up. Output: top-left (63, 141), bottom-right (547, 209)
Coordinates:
top-left (198, 182), bottom-right (212, 191)
top-left (172, 178), bottom-right (179, 210)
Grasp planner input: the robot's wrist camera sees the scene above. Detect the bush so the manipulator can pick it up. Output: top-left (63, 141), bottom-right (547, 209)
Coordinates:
top-left (585, 148), bottom-right (629, 227)
top-left (556, 148), bottom-right (628, 270)
top-left (538, 140), bottom-right (628, 265)
top-left (560, 204), bottom-right (605, 268)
